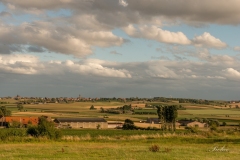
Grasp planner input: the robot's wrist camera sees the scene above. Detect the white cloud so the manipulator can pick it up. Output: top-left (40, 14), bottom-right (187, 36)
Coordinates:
top-left (197, 49), bottom-right (235, 64)
top-left (223, 68), bottom-right (240, 80)
top-left (0, 21), bottom-right (125, 56)
top-left (234, 46), bottom-right (240, 51)
top-left (0, 54), bottom-right (132, 78)
top-left (62, 60), bottom-right (132, 78)
top-left (123, 25), bottom-right (191, 45)
top-left (0, 54), bottom-right (38, 64)
top-left (119, 0), bottom-right (128, 7)
top-left (192, 32), bottom-right (227, 49)
top-left (206, 76), bottom-right (225, 79)
top-left (0, 54), bottom-right (40, 74)
top-left (2, 0), bottom-right (240, 26)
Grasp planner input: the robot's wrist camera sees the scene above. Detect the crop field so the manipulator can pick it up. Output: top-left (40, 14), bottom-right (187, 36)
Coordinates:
top-left (2, 100), bottom-right (240, 124)
top-left (186, 109), bottom-right (240, 115)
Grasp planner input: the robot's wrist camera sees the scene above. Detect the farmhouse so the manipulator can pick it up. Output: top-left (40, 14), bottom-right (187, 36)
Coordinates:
top-left (0, 116), bottom-right (39, 127)
top-left (108, 122), bottom-right (123, 129)
top-left (146, 118), bottom-right (159, 124)
top-left (54, 118), bottom-right (108, 129)
top-left (146, 118), bottom-right (181, 128)
top-left (178, 120), bottom-right (207, 128)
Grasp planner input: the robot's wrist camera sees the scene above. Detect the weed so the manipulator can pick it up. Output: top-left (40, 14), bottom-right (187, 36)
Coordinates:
top-left (149, 144), bottom-right (160, 152)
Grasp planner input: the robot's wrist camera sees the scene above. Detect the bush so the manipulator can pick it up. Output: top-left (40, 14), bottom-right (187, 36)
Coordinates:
top-left (0, 129), bottom-right (26, 141)
top-left (122, 119), bottom-right (136, 130)
top-left (27, 126), bottom-right (39, 137)
top-left (185, 126), bottom-right (199, 133)
top-left (27, 117), bottom-right (62, 140)
top-left (149, 144), bottom-right (160, 152)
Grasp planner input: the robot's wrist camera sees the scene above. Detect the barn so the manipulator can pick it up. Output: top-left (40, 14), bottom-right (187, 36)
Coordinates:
top-left (0, 116), bottom-right (39, 127)
top-left (54, 118), bottom-right (108, 129)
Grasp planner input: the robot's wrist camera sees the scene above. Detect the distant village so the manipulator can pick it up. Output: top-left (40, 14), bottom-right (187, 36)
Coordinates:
top-left (0, 95), bottom-right (238, 104)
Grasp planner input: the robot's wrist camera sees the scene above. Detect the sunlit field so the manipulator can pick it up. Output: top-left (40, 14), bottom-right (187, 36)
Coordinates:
top-left (1, 99), bottom-right (240, 159)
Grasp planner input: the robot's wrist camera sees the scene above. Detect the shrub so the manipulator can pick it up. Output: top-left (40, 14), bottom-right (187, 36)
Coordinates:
top-left (185, 126), bottom-right (199, 133)
top-left (222, 122), bottom-right (227, 126)
top-left (122, 119), bottom-right (136, 130)
top-left (149, 144), bottom-right (160, 152)
top-left (27, 117), bottom-right (62, 140)
top-left (27, 126), bottom-right (39, 137)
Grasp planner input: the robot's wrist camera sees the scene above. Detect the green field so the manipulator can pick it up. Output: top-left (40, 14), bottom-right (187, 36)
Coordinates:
top-left (2, 100), bottom-right (240, 124)
top-left (186, 109), bottom-right (240, 115)
top-left (1, 99), bottom-right (240, 159)
top-left (0, 134), bottom-right (240, 160)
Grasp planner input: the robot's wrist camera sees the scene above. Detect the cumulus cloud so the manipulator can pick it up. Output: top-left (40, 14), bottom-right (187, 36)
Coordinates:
top-left (127, 0), bottom-right (240, 25)
top-left (0, 54), bottom-right (40, 74)
top-left (1, 0), bottom-right (240, 27)
top-left (192, 32), bottom-right (227, 49)
top-left (0, 54), bottom-right (132, 78)
top-left (197, 50), bottom-right (234, 64)
top-left (123, 25), bottom-right (191, 45)
top-left (223, 68), bottom-right (240, 80)
top-left (1, 53), bottom-right (240, 99)
top-left (119, 0), bottom-right (128, 7)
top-left (146, 65), bottom-right (179, 79)
top-left (206, 76), bottom-right (225, 79)
top-left (1, 0), bottom-right (240, 99)
top-left (62, 60), bottom-right (132, 78)
top-left (234, 46), bottom-right (240, 51)
top-left (0, 21), bottom-right (125, 56)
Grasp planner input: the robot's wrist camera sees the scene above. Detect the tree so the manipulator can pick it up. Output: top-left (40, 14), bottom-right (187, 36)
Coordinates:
top-left (0, 106), bottom-right (11, 116)
top-left (122, 119), bottom-right (136, 130)
top-left (0, 106), bottom-right (11, 127)
top-left (90, 105), bottom-right (95, 110)
top-left (100, 107), bottom-right (105, 113)
top-left (208, 120), bottom-right (220, 131)
top-left (156, 105), bottom-right (166, 130)
top-left (96, 124), bottom-right (101, 129)
top-left (222, 122), bottom-right (227, 126)
top-left (17, 104), bottom-right (24, 111)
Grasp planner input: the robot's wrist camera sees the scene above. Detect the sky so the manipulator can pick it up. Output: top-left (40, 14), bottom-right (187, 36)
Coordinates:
top-left (0, 0), bottom-right (240, 100)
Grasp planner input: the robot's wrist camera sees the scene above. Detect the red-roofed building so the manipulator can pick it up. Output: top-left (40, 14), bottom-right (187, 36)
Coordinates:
top-left (5, 116), bottom-right (39, 126)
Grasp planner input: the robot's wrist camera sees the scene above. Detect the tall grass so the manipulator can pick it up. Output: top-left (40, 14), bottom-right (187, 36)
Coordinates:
top-left (1, 128), bottom-right (240, 143)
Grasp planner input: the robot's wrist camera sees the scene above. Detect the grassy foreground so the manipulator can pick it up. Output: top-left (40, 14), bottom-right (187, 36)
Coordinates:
top-left (0, 131), bottom-right (240, 160)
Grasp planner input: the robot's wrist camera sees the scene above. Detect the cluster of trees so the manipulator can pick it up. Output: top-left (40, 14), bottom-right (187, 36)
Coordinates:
top-left (178, 99), bottom-right (211, 104)
top-left (100, 107), bottom-right (122, 114)
top-left (156, 105), bottom-right (178, 131)
top-left (100, 105), bottom-right (133, 114)
top-left (27, 117), bottom-right (62, 140)
top-left (152, 97), bottom-right (169, 102)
